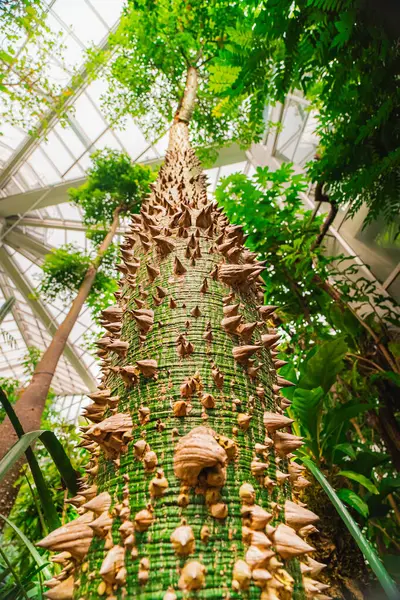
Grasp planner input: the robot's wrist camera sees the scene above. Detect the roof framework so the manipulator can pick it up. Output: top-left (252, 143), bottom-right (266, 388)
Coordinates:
top-left (0, 1), bottom-right (398, 415)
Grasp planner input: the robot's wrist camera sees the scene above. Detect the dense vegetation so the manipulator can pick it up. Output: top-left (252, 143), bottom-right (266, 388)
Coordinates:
top-left (216, 165), bottom-right (400, 591)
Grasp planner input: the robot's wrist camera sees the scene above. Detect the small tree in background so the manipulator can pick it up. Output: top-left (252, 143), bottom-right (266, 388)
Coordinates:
top-left (0, 149), bottom-right (155, 517)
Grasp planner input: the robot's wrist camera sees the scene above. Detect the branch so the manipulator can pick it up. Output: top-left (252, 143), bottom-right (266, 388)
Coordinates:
top-left (179, 47), bottom-right (191, 68)
top-left (312, 271), bottom-right (399, 373)
top-left (174, 66), bottom-right (198, 123)
top-left (311, 182), bottom-right (338, 251)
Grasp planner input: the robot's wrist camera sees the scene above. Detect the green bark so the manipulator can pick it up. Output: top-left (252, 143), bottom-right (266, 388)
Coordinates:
top-left (38, 85), bottom-right (325, 600)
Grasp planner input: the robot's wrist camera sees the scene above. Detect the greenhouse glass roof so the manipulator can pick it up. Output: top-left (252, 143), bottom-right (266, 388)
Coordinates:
top-left (0, 0), bottom-right (262, 402)
top-left (0, 1), bottom-right (396, 424)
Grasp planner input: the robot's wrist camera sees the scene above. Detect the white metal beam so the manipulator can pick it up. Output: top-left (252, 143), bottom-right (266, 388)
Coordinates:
top-left (5, 228), bottom-right (53, 259)
top-left (6, 216), bottom-right (126, 234)
top-left (0, 143), bottom-right (248, 218)
top-left (0, 178), bottom-right (86, 218)
top-left (0, 23), bottom-right (119, 189)
top-left (0, 246), bottom-right (96, 391)
top-left (0, 271), bottom-right (31, 347)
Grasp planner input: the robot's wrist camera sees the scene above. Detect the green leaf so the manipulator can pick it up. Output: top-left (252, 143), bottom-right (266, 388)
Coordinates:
top-left (337, 488), bottom-right (369, 518)
top-left (347, 450), bottom-right (390, 477)
top-left (338, 470), bottom-right (379, 494)
top-left (378, 476), bottom-right (400, 498)
top-left (300, 457), bottom-right (399, 600)
top-left (290, 386), bottom-right (324, 457)
top-left (0, 514), bottom-right (52, 582)
top-left (298, 336), bottom-right (348, 393)
top-left (324, 402), bottom-right (373, 437)
top-left (335, 443), bottom-right (357, 460)
top-left (0, 387), bottom-right (77, 531)
top-left (371, 370), bottom-right (400, 389)
top-left (0, 430), bottom-right (78, 495)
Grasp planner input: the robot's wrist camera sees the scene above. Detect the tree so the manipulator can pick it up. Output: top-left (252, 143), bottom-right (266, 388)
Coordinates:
top-left (0, 151), bottom-right (154, 518)
top-left (211, 0), bottom-right (400, 224)
top-left (37, 63), bottom-right (331, 599)
top-left (95, 0), bottom-right (264, 162)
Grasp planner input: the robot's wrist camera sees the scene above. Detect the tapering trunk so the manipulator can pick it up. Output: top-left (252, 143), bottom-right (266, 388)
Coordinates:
top-left (0, 208), bottom-right (121, 518)
top-left (38, 70), bottom-right (327, 600)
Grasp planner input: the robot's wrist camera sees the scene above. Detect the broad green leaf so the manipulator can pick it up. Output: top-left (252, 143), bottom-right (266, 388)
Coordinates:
top-left (0, 430), bottom-right (78, 495)
top-left (298, 336), bottom-right (348, 392)
top-left (338, 470), bottom-right (379, 495)
top-left (0, 388), bottom-right (60, 530)
top-left (324, 402), bottom-right (373, 437)
top-left (291, 386), bottom-right (324, 457)
top-left (335, 443), bottom-right (356, 460)
top-left (378, 476), bottom-right (400, 498)
top-left (300, 456), bottom-right (399, 600)
top-left (278, 364), bottom-right (298, 401)
top-left (0, 387), bottom-right (79, 531)
top-left (337, 488), bottom-right (369, 518)
top-left (371, 371), bottom-right (400, 389)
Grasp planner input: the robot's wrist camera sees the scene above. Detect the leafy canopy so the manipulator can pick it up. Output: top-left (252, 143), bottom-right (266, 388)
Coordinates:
top-left (215, 165), bottom-right (400, 552)
top-left (212, 0), bottom-right (400, 223)
top-left (39, 244), bottom-right (118, 319)
top-left (69, 148), bottom-right (155, 229)
top-left (0, 0), bottom-right (72, 133)
top-left (41, 150), bottom-right (154, 322)
top-left (96, 0), bottom-right (264, 157)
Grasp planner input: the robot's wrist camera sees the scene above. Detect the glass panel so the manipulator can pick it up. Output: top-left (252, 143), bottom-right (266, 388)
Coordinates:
top-left (95, 130), bottom-right (123, 151)
top-left (54, 123), bottom-right (87, 158)
top-left (204, 167), bottom-right (218, 191)
top-left (74, 93), bottom-right (107, 141)
top-left (112, 119), bottom-right (150, 158)
top-left (388, 275), bottom-right (400, 304)
top-left (218, 161), bottom-right (247, 178)
top-left (89, 0), bottom-right (125, 27)
top-left (41, 131), bottom-right (75, 174)
top-left (51, 0), bottom-right (107, 46)
top-left (338, 205), bottom-right (400, 284)
top-left (15, 163), bottom-right (43, 189)
top-left (27, 148), bottom-right (62, 186)
top-left (63, 164), bottom-right (85, 180)
top-left (3, 180), bottom-right (21, 196)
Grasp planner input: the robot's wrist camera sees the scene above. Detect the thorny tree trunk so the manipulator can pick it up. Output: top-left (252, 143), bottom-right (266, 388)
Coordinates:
top-left (0, 209), bottom-right (121, 518)
top-left (38, 68), bottom-right (329, 600)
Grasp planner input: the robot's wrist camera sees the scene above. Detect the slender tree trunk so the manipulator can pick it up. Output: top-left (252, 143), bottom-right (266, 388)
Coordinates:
top-left (38, 68), bottom-right (328, 600)
top-left (0, 208), bottom-right (121, 517)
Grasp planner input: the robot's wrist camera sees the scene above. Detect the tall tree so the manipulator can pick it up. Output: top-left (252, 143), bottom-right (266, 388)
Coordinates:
top-left (0, 152), bottom-right (154, 518)
top-left (38, 67), bottom-right (328, 600)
